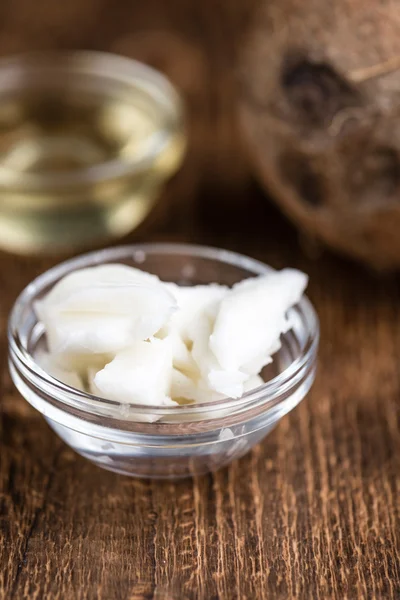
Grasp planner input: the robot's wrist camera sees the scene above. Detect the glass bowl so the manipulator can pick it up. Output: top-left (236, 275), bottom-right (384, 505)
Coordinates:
top-left (0, 52), bottom-right (185, 254)
top-left (8, 244), bottom-right (319, 479)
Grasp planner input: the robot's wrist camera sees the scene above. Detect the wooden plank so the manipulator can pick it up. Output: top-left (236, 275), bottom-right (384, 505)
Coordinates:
top-left (0, 200), bottom-right (399, 599)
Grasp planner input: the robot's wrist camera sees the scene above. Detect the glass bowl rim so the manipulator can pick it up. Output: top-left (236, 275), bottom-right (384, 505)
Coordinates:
top-left (0, 50), bottom-right (184, 191)
top-left (8, 242), bottom-right (319, 420)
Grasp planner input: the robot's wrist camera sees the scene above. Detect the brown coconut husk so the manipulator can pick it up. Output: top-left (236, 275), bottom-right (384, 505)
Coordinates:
top-left (239, 1), bottom-right (400, 269)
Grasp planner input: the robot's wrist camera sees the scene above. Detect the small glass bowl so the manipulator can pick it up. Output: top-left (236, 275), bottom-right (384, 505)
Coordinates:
top-left (8, 244), bottom-right (319, 479)
top-left (0, 52), bottom-right (185, 254)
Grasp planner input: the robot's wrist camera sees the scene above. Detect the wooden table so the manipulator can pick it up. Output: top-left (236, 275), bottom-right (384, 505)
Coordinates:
top-left (0, 192), bottom-right (399, 600)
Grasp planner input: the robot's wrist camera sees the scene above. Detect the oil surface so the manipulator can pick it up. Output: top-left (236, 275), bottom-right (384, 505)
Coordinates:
top-left (0, 87), bottom-right (183, 253)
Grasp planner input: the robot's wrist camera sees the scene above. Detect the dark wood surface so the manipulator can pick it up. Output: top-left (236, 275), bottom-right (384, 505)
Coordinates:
top-left (0, 193), bottom-right (400, 600)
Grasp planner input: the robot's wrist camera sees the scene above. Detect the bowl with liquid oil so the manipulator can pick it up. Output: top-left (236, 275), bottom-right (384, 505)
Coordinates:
top-left (0, 52), bottom-right (185, 254)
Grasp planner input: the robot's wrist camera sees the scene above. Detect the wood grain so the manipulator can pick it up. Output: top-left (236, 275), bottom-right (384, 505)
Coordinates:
top-left (0, 195), bottom-right (400, 599)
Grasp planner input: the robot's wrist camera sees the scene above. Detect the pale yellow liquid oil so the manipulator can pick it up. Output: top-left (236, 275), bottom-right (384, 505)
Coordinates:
top-left (0, 87), bottom-right (184, 253)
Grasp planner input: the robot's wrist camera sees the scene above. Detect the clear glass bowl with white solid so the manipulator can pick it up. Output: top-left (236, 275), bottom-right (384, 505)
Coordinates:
top-left (8, 244), bottom-right (319, 479)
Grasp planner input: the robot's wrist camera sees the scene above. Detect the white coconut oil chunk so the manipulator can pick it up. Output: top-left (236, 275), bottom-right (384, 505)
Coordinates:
top-left (209, 269), bottom-right (308, 373)
top-left (34, 262), bottom-right (309, 412)
top-left (35, 264), bottom-right (177, 356)
top-left (94, 339), bottom-right (176, 407)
